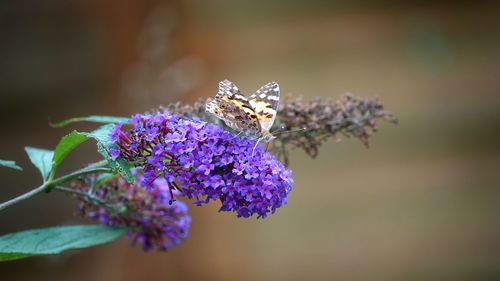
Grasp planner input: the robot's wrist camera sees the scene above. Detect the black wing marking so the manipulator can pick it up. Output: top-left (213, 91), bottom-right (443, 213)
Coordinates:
top-left (248, 81), bottom-right (280, 131)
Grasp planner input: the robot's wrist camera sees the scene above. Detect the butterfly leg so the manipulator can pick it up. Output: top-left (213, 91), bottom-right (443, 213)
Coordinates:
top-left (251, 137), bottom-right (263, 157)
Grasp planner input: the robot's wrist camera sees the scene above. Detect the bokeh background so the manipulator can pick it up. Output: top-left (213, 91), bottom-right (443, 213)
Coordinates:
top-left (1, 1), bottom-right (500, 280)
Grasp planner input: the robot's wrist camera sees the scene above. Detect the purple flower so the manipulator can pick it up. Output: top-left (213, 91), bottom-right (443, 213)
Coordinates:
top-left (75, 174), bottom-right (191, 251)
top-left (109, 147), bottom-right (120, 160)
top-left (232, 162), bottom-right (246, 175)
top-left (109, 123), bottom-right (123, 143)
top-left (110, 112), bottom-right (293, 218)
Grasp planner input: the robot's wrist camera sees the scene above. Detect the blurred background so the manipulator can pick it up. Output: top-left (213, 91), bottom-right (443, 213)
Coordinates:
top-left (1, 0), bottom-right (500, 280)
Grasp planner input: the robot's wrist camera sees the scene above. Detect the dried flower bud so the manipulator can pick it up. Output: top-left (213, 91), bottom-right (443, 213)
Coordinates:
top-left (271, 94), bottom-right (397, 165)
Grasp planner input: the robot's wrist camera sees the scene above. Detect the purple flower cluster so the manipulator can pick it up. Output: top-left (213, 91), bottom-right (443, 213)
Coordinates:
top-left (76, 175), bottom-right (191, 251)
top-left (109, 112), bottom-right (293, 218)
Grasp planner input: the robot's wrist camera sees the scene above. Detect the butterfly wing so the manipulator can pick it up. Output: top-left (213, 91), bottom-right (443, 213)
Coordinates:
top-left (206, 80), bottom-right (262, 136)
top-left (248, 81), bottom-right (280, 131)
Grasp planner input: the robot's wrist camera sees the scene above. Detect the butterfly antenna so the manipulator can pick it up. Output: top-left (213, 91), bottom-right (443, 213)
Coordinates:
top-left (271, 124), bottom-right (287, 134)
top-left (251, 137), bottom-right (263, 157)
top-left (272, 127), bottom-right (307, 136)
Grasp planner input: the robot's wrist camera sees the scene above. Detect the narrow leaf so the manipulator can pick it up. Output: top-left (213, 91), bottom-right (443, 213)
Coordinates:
top-left (0, 253), bottom-right (31, 261)
top-left (0, 160), bottom-right (22, 171)
top-left (97, 142), bottom-right (134, 184)
top-left (85, 124), bottom-right (134, 184)
top-left (24, 147), bottom-right (54, 181)
top-left (52, 131), bottom-right (89, 172)
top-left (50, 115), bottom-right (129, 128)
top-left (0, 225), bottom-right (125, 262)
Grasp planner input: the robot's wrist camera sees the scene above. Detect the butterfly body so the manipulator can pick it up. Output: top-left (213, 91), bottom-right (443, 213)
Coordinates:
top-left (206, 80), bottom-right (280, 143)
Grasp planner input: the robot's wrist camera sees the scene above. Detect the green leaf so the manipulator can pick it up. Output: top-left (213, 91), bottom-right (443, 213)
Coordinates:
top-left (52, 131), bottom-right (89, 172)
top-left (95, 173), bottom-right (118, 188)
top-left (0, 225), bottom-right (125, 262)
top-left (24, 147), bottom-right (54, 181)
top-left (51, 125), bottom-right (116, 175)
top-left (84, 124), bottom-right (134, 184)
top-left (84, 124), bottom-right (114, 144)
top-left (0, 253), bottom-right (31, 261)
top-left (50, 115), bottom-right (130, 128)
top-left (0, 160), bottom-right (22, 171)
top-left (97, 142), bottom-right (134, 184)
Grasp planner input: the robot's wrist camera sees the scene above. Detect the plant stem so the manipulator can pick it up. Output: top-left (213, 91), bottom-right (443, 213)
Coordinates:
top-left (0, 167), bottom-right (112, 211)
top-left (0, 183), bottom-right (48, 212)
top-left (53, 185), bottom-right (119, 212)
top-left (50, 168), bottom-right (111, 189)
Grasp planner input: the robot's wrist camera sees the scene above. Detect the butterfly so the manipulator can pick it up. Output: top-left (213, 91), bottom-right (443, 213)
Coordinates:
top-left (206, 79), bottom-right (280, 144)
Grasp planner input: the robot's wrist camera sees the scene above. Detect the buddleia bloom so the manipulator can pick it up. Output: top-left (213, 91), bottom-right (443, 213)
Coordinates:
top-left (109, 112), bottom-right (293, 219)
top-left (74, 174), bottom-right (191, 251)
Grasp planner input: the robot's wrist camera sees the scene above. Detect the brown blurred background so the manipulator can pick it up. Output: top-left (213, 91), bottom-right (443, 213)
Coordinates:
top-left (1, 0), bottom-right (500, 280)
